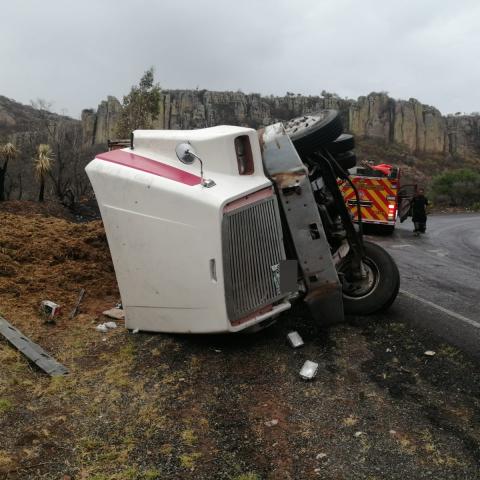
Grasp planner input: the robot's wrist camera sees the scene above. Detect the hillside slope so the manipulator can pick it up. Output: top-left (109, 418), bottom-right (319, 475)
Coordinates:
top-left (0, 95), bottom-right (78, 137)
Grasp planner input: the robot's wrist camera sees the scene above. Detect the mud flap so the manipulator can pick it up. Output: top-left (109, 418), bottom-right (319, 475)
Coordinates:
top-left (260, 123), bottom-right (344, 325)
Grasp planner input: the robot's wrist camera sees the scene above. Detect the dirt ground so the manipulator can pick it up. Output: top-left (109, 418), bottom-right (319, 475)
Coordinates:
top-left (1, 202), bottom-right (480, 480)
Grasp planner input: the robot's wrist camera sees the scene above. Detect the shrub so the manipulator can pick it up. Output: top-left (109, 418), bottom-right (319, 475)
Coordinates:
top-left (430, 169), bottom-right (480, 207)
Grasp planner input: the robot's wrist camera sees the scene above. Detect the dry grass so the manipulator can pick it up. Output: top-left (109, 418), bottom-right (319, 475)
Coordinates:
top-left (1, 204), bottom-right (480, 479)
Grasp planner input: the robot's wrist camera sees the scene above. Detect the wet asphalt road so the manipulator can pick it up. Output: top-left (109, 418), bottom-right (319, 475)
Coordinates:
top-left (366, 213), bottom-right (480, 359)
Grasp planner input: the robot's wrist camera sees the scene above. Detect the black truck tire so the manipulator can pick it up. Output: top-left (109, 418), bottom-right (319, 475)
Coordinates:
top-left (338, 241), bottom-right (400, 315)
top-left (325, 133), bottom-right (355, 154)
top-left (284, 110), bottom-right (343, 155)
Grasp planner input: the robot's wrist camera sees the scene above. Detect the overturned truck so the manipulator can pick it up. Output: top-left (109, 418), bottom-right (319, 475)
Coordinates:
top-left (86, 110), bottom-right (399, 333)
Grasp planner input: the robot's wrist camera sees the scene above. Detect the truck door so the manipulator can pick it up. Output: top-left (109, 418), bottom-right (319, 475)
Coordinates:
top-left (397, 184), bottom-right (417, 222)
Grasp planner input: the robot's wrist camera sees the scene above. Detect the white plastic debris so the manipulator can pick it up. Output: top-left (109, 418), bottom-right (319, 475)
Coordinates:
top-left (354, 431), bottom-right (364, 437)
top-left (386, 348), bottom-right (392, 353)
top-left (316, 453), bottom-right (327, 460)
top-left (102, 308), bottom-right (125, 320)
top-left (104, 321), bottom-right (117, 329)
top-left (96, 324), bottom-right (108, 333)
top-left (299, 360), bottom-right (319, 380)
top-left (424, 350), bottom-right (436, 356)
top-left (287, 331), bottom-right (304, 348)
top-left (265, 419), bottom-right (279, 427)
top-left (132, 328), bottom-right (139, 334)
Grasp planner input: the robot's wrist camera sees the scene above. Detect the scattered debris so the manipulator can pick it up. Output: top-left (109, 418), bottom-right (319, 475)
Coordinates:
top-left (299, 360), bottom-right (319, 380)
top-left (102, 308), bottom-right (125, 320)
top-left (389, 430), bottom-right (397, 435)
top-left (316, 453), bottom-right (327, 460)
top-left (354, 431), bottom-right (364, 437)
top-left (132, 328), bottom-right (139, 334)
top-left (0, 315), bottom-right (69, 376)
top-left (265, 419), bottom-right (279, 427)
top-left (214, 349), bottom-right (222, 353)
top-left (40, 300), bottom-right (61, 323)
top-left (69, 288), bottom-right (85, 319)
top-left (96, 321), bottom-right (117, 333)
top-left (386, 348), bottom-right (392, 353)
top-left (287, 331), bottom-right (304, 348)
top-left (424, 350), bottom-right (436, 356)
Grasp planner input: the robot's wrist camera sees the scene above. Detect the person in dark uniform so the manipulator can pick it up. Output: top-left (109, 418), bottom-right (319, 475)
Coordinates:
top-left (411, 188), bottom-right (429, 235)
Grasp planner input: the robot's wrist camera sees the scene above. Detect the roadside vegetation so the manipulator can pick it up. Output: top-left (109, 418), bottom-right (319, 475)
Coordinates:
top-left (430, 168), bottom-right (480, 209)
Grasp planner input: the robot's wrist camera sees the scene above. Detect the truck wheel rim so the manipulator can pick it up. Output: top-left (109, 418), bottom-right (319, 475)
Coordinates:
top-left (340, 259), bottom-right (380, 299)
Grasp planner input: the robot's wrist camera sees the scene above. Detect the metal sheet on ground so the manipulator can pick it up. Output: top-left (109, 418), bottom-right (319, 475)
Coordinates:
top-left (0, 316), bottom-right (69, 376)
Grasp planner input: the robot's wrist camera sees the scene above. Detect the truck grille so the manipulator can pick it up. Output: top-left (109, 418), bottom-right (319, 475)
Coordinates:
top-left (222, 192), bottom-right (286, 323)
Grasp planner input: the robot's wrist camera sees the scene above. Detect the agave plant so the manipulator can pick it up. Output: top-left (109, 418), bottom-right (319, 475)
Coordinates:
top-left (34, 144), bottom-right (54, 202)
top-left (0, 142), bottom-right (18, 201)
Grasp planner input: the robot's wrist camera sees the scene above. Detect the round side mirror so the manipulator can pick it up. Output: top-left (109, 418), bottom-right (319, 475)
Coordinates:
top-left (175, 143), bottom-right (196, 165)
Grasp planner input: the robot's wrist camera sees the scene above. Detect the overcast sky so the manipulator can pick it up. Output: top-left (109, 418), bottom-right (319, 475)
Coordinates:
top-left (1, 0), bottom-right (479, 118)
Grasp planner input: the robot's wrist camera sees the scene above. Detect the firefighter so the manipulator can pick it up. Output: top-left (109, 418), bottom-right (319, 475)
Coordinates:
top-left (412, 188), bottom-right (429, 235)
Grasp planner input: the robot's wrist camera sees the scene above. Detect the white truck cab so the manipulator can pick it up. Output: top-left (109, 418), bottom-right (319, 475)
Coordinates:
top-left (87, 111), bottom-right (401, 334)
top-left (86, 126), bottom-right (291, 333)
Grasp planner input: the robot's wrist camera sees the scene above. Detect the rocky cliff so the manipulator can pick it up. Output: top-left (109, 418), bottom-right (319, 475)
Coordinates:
top-left (81, 91), bottom-right (480, 159)
top-left (81, 96), bottom-right (122, 146)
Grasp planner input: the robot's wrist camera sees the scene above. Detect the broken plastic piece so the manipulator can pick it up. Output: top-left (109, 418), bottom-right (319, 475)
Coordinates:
top-left (299, 360), bottom-right (318, 380)
top-left (132, 328), bottom-right (139, 334)
top-left (287, 331), bottom-right (304, 348)
top-left (103, 308), bottom-right (125, 320)
top-left (424, 350), bottom-right (436, 356)
top-left (104, 321), bottom-right (117, 329)
top-left (96, 324), bottom-right (108, 333)
top-left (265, 419), bottom-right (279, 427)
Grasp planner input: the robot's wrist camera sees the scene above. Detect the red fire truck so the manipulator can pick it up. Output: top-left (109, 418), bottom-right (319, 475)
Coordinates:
top-left (339, 163), bottom-right (413, 233)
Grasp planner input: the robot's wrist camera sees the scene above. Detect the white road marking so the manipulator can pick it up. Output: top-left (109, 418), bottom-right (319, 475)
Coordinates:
top-left (399, 289), bottom-right (480, 329)
top-left (427, 249), bottom-right (448, 257)
top-left (390, 244), bottom-right (413, 248)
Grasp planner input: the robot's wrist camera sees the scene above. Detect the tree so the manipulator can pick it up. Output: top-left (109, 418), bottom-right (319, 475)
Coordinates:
top-left (0, 143), bottom-right (19, 201)
top-left (116, 67), bottom-right (161, 138)
top-left (34, 144), bottom-right (53, 202)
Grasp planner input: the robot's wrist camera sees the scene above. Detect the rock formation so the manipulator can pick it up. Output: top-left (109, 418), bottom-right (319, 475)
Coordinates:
top-left (81, 91), bottom-right (480, 159)
top-left (81, 96), bottom-right (122, 146)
